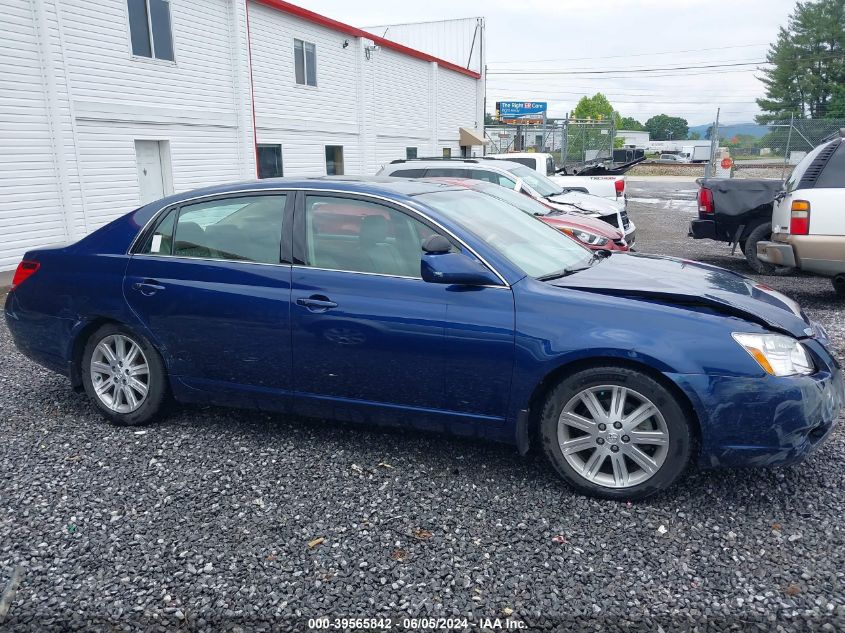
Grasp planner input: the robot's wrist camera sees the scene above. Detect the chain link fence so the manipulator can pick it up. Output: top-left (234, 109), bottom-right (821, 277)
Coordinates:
top-left (484, 119), bottom-right (616, 170)
top-left (718, 117), bottom-right (845, 180)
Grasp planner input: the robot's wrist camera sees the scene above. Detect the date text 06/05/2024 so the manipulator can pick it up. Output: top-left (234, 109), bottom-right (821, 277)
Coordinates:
top-left (307, 617), bottom-right (527, 629)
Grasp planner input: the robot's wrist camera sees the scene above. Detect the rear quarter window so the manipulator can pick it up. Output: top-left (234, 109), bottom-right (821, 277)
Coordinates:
top-left (815, 141), bottom-right (845, 188)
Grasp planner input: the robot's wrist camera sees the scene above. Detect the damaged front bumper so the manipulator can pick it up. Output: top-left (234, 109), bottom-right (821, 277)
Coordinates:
top-left (670, 338), bottom-right (844, 469)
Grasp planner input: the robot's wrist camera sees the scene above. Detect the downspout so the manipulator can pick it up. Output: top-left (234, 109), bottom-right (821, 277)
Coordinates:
top-left (244, 0), bottom-right (260, 177)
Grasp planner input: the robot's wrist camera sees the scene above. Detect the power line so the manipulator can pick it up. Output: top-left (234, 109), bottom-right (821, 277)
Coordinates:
top-left (483, 84), bottom-right (766, 97)
top-left (490, 55), bottom-right (772, 72)
top-left (486, 42), bottom-right (770, 64)
top-left (487, 61), bottom-right (769, 76)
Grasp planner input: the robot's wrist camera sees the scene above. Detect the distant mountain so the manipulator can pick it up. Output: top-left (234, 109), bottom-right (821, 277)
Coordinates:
top-left (688, 122), bottom-right (768, 139)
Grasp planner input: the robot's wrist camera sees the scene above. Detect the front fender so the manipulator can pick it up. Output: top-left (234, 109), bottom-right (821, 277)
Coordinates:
top-left (508, 277), bottom-right (768, 426)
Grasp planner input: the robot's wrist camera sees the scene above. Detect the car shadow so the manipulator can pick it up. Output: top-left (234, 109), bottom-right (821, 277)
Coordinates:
top-left (148, 400), bottom-right (842, 509)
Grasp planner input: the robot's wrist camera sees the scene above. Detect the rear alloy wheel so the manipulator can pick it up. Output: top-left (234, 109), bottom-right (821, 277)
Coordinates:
top-left (81, 324), bottom-right (168, 426)
top-left (540, 366), bottom-right (693, 500)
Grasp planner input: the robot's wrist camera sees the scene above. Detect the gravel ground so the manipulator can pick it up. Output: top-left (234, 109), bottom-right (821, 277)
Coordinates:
top-left (1, 182), bottom-right (843, 632)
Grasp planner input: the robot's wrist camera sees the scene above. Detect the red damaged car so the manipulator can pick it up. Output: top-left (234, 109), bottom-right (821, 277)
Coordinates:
top-left (429, 178), bottom-right (630, 252)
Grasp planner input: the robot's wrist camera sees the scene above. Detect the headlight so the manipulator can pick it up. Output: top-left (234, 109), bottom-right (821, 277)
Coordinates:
top-left (560, 227), bottom-right (609, 246)
top-left (732, 333), bottom-right (814, 376)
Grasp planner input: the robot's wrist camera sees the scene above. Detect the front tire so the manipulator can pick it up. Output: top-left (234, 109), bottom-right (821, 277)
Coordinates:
top-left (81, 323), bottom-right (168, 426)
top-left (539, 366), bottom-right (694, 501)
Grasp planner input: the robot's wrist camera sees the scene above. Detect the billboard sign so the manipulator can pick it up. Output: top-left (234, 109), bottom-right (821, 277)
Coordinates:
top-left (496, 101), bottom-right (547, 124)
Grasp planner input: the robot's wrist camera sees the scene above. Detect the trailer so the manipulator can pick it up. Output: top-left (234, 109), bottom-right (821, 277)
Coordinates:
top-left (681, 145), bottom-right (711, 163)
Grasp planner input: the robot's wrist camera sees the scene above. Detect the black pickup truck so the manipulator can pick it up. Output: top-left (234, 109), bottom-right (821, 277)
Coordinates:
top-left (689, 178), bottom-right (789, 274)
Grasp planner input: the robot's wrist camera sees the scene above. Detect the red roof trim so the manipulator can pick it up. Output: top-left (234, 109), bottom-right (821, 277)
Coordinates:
top-left (252, 0), bottom-right (482, 79)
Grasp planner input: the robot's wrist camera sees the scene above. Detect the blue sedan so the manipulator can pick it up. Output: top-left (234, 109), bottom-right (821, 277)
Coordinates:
top-left (5, 178), bottom-right (843, 499)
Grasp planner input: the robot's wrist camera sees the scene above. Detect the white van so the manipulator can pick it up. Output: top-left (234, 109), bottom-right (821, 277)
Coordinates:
top-left (485, 152), bottom-right (625, 203)
top-left (757, 132), bottom-right (845, 296)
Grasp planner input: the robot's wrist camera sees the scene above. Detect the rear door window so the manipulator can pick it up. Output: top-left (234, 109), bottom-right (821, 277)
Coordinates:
top-left (390, 168), bottom-right (426, 177)
top-left (425, 167), bottom-right (469, 177)
top-left (815, 141), bottom-right (845, 188)
top-left (469, 169), bottom-right (516, 188)
top-left (139, 195), bottom-right (287, 264)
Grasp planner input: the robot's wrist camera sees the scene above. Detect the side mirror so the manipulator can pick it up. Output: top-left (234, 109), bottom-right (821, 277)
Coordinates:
top-left (421, 234), bottom-right (452, 254)
top-left (421, 252), bottom-right (501, 286)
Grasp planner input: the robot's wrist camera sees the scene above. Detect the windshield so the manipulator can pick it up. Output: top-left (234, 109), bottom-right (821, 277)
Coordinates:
top-left (464, 180), bottom-right (556, 216)
top-left (417, 188), bottom-right (592, 278)
top-left (507, 165), bottom-right (563, 197)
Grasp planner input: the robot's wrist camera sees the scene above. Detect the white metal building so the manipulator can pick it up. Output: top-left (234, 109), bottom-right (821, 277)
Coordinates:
top-left (0, 0), bottom-right (485, 272)
top-left (617, 130), bottom-right (650, 149)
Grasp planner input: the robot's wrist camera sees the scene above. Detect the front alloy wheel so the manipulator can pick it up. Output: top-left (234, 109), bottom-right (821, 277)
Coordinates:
top-left (557, 386), bottom-right (669, 488)
top-left (540, 366), bottom-right (693, 500)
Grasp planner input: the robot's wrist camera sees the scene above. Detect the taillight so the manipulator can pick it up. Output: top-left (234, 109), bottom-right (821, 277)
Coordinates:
top-left (698, 187), bottom-right (714, 214)
top-left (11, 260), bottom-right (40, 289)
top-left (790, 200), bottom-right (810, 235)
top-left (615, 179), bottom-right (625, 195)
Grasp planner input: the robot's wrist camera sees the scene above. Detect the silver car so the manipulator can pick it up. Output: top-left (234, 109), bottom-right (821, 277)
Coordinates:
top-left (377, 157), bottom-right (636, 245)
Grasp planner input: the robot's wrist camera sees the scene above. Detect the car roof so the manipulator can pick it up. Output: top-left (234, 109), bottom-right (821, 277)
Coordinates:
top-left (150, 176), bottom-right (467, 208)
top-left (129, 176), bottom-right (480, 229)
top-left (383, 158), bottom-right (526, 172)
top-left (487, 152), bottom-right (552, 160)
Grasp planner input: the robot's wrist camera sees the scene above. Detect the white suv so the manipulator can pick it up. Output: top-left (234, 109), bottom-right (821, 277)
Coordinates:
top-left (757, 133), bottom-right (845, 296)
top-left (377, 157), bottom-right (636, 245)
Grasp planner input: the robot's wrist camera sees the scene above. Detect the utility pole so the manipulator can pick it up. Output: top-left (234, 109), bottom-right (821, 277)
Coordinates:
top-left (782, 112), bottom-right (794, 180)
top-left (705, 107), bottom-right (720, 178)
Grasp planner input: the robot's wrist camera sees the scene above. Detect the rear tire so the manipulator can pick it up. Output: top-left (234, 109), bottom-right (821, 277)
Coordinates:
top-left (833, 274), bottom-right (845, 297)
top-left (539, 366), bottom-right (694, 501)
top-left (81, 323), bottom-right (168, 426)
top-left (743, 223), bottom-right (794, 276)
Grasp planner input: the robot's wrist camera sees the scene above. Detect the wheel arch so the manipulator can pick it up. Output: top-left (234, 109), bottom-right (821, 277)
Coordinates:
top-left (522, 356), bottom-right (702, 456)
top-left (738, 216), bottom-right (771, 242)
top-left (68, 317), bottom-right (148, 389)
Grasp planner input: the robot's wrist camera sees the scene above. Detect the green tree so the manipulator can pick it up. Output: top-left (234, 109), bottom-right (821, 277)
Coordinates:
top-left (828, 84), bottom-right (845, 117)
top-left (688, 132), bottom-right (701, 140)
top-left (756, 0), bottom-right (845, 122)
top-left (573, 93), bottom-right (623, 127)
top-left (619, 116), bottom-right (644, 131)
top-left (644, 114), bottom-right (689, 140)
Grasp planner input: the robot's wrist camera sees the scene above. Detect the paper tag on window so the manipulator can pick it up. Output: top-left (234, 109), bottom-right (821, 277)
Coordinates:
top-left (151, 234), bottom-right (162, 253)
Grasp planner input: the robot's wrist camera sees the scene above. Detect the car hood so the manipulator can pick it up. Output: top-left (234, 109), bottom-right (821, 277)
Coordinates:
top-left (540, 213), bottom-right (623, 239)
top-left (550, 253), bottom-right (811, 337)
top-left (546, 190), bottom-right (621, 215)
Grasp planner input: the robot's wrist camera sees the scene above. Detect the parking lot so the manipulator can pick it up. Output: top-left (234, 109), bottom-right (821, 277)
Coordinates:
top-left (1, 180), bottom-right (843, 631)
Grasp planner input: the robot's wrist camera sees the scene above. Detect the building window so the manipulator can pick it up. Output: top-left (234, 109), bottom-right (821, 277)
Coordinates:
top-left (325, 146), bottom-right (344, 175)
top-left (127, 0), bottom-right (174, 61)
top-left (406, 147), bottom-right (417, 159)
top-left (257, 145), bottom-right (283, 179)
top-left (442, 147), bottom-right (452, 158)
top-left (294, 39), bottom-right (317, 86)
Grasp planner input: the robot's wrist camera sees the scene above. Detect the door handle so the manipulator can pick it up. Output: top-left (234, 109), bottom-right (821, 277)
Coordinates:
top-left (296, 295), bottom-right (338, 312)
top-left (132, 280), bottom-right (166, 296)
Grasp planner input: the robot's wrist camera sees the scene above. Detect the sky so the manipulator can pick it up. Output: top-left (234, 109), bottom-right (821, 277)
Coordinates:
top-left (300, 0), bottom-right (799, 126)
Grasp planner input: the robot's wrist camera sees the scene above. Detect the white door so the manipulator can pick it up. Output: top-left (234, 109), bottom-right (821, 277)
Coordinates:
top-left (135, 140), bottom-right (168, 204)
